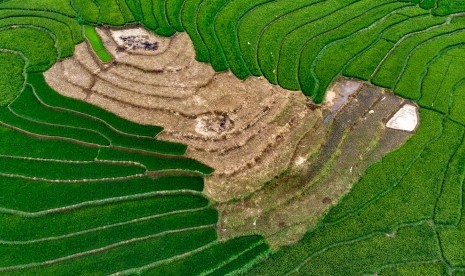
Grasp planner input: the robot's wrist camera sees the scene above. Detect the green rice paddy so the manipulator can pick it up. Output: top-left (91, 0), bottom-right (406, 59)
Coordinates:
top-left (0, 0), bottom-right (464, 274)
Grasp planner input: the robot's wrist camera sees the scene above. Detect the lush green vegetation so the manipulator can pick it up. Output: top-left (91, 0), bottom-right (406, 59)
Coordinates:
top-left (83, 25), bottom-right (113, 62)
top-left (0, 0), bottom-right (465, 274)
top-left (0, 1), bottom-right (268, 274)
top-left (0, 52), bottom-right (24, 106)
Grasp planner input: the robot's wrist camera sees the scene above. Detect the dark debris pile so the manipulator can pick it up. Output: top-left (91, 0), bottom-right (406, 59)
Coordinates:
top-left (120, 35), bottom-right (159, 51)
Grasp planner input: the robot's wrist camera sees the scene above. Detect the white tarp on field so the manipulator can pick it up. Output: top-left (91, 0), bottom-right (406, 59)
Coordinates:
top-left (386, 104), bottom-right (418, 132)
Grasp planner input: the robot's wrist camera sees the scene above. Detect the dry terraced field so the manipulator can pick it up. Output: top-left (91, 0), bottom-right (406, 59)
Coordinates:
top-left (0, 0), bottom-right (465, 275)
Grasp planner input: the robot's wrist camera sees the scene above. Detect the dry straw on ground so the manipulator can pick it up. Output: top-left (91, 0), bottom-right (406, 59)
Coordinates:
top-left (45, 27), bottom-right (416, 246)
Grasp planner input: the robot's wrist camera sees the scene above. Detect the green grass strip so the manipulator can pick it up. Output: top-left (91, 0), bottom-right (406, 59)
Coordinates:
top-left (5, 228), bottom-right (217, 275)
top-left (0, 27), bottom-right (57, 72)
top-left (83, 25), bottom-right (112, 62)
top-left (141, 235), bottom-right (265, 275)
top-left (0, 209), bottom-right (217, 267)
top-left (0, 124), bottom-right (98, 160)
top-left (0, 156), bottom-right (145, 181)
top-left (98, 147), bottom-right (213, 174)
top-left (0, 194), bottom-right (210, 240)
top-left (0, 106), bottom-right (109, 146)
top-left (0, 175), bottom-right (204, 212)
top-left (28, 73), bottom-right (162, 138)
top-left (13, 84), bottom-right (184, 155)
top-left (207, 242), bottom-right (270, 275)
top-left (0, 0), bottom-right (77, 17)
top-left (434, 128), bottom-right (465, 225)
top-left (0, 51), bottom-right (24, 107)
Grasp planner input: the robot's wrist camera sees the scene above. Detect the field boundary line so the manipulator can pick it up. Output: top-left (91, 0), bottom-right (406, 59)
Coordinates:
top-left (30, 80), bottom-right (159, 140)
top-left (392, 28), bottom-right (465, 92)
top-left (0, 207), bottom-right (210, 244)
top-left (285, 0), bottom-right (405, 90)
top-left (297, 2), bottom-right (410, 94)
top-left (309, 4), bottom-right (411, 95)
top-left (417, 45), bottom-right (453, 104)
top-left (259, 0), bottom-right (360, 83)
top-left (0, 224), bottom-right (216, 272)
top-left (285, 220), bottom-right (438, 275)
top-left (324, 114), bottom-right (446, 225)
top-left (109, 240), bottom-right (219, 275)
top-left (201, 240), bottom-right (265, 275)
top-left (370, 16), bottom-right (449, 81)
top-left (0, 189), bottom-right (203, 217)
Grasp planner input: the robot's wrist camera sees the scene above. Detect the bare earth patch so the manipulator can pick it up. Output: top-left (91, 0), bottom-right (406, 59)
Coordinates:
top-left (44, 27), bottom-right (419, 247)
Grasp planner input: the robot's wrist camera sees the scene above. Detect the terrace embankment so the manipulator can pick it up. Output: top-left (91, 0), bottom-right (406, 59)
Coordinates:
top-left (44, 27), bottom-right (417, 247)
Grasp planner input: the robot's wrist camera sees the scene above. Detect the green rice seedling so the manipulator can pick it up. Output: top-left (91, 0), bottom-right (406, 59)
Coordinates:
top-left (311, 12), bottom-right (408, 102)
top-left (0, 10), bottom-right (83, 44)
top-left (0, 52), bottom-right (24, 107)
top-left (0, 9), bottom-right (84, 57)
top-left (297, 3), bottom-right (402, 93)
top-left (125, 0), bottom-right (144, 22)
top-left (372, 16), bottom-right (465, 90)
top-left (117, 0), bottom-right (136, 22)
top-left (283, 225), bottom-right (439, 275)
top-left (434, 136), bottom-right (465, 225)
top-left (0, 155), bottom-right (145, 180)
top-left (13, 85), bottom-right (185, 155)
top-left (257, 0), bottom-right (359, 84)
top-left (278, 0), bottom-right (405, 91)
top-left (249, 224), bottom-right (440, 275)
top-left (296, 2), bottom-right (409, 98)
top-left (98, 147), bottom-right (212, 173)
top-left (207, 242), bottom-right (270, 276)
top-left (0, 175), bottom-right (204, 211)
top-left (84, 25), bottom-right (113, 62)
top-left (0, 194), bottom-right (210, 240)
top-left (151, 0), bottom-right (176, 35)
top-left (237, 0), bottom-right (317, 76)
top-left (0, 124), bottom-right (98, 160)
top-left (439, 222), bottom-right (465, 267)
top-left (4, 228), bottom-right (217, 275)
top-left (139, 0), bottom-right (158, 30)
top-left (0, 107), bottom-right (110, 145)
top-left (0, 0), bottom-right (77, 17)
top-left (143, 235), bottom-right (267, 275)
top-left (73, 0), bottom-right (100, 23)
top-left (214, 0), bottom-right (269, 79)
top-left (419, 53), bottom-right (465, 114)
top-left (433, 0), bottom-right (465, 15)
top-left (378, 262), bottom-right (448, 276)
top-left (0, 27), bottom-right (57, 72)
top-left (165, 0), bottom-right (185, 31)
top-left (180, 0), bottom-right (211, 62)
top-left (344, 39), bottom-right (395, 81)
top-left (196, 0), bottom-right (230, 71)
top-left (450, 81), bottom-right (465, 125)
top-left (395, 31), bottom-right (465, 102)
top-left (29, 73), bottom-right (163, 138)
top-left (382, 14), bottom-right (446, 42)
top-left (0, 209), bottom-right (217, 266)
top-left (93, 0), bottom-right (126, 25)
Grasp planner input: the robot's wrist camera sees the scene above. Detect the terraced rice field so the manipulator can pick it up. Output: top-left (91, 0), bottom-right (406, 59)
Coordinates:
top-left (1, 0), bottom-right (465, 275)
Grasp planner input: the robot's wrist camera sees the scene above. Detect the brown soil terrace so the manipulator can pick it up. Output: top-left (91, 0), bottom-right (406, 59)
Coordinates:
top-left (44, 26), bottom-right (417, 247)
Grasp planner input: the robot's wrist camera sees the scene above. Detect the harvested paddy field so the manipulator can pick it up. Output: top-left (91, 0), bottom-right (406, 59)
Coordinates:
top-left (45, 28), bottom-right (326, 203)
top-left (46, 28), bottom-right (417, 247)
top-left (1, 0), bottom-right (465, 275)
